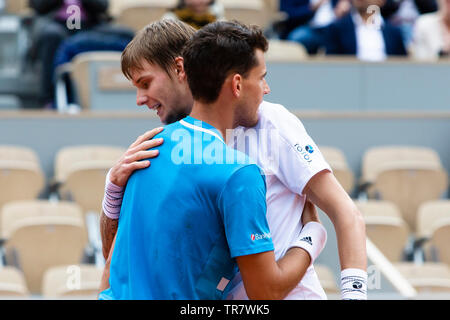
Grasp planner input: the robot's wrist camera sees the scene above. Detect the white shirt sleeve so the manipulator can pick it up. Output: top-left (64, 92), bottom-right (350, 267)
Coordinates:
top-left (261, 102), bottom-right (332, 195)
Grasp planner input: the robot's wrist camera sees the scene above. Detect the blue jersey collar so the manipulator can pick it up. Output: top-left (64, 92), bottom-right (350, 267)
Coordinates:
top-left (180, 116), bottom-right (225, 144)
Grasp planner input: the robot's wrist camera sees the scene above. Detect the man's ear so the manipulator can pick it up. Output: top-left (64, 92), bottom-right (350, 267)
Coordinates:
top-left (231, 74), bottom-right (242, 98)
top-left (174, 56), bottom-right (186, 81)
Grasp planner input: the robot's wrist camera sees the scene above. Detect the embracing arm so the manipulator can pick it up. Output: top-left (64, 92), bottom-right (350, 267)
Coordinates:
top-left (303, 170), bottom-right (366, 270)
top-left (99, 233), bottom-right (117, 293)
top-left (100, 213), bottom-right (119, 259)
top-left (303, 170), bottom-right (367, 299)
top-left (237, 247), bottom-right (311, 300)
top-left (237, 200), bottom-right (325, 300)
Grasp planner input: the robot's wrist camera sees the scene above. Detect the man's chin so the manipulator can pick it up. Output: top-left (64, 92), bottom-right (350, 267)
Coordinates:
top-left (238, 117), bottom-right (259, 128)
top-left (159, 116), bottom-right (168, 125)
top-left (163, 111), bottom-right (189, 125)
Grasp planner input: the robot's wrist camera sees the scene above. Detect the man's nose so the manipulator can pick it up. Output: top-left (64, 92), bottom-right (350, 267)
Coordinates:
top-left (136, 92), bottom-right (148, 106)
top-left (263, 80), bottom-right (271, 95)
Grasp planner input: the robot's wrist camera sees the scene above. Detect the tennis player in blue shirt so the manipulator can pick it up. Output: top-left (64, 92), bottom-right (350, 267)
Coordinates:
top-left (99, 21), bottom-right (326, 300)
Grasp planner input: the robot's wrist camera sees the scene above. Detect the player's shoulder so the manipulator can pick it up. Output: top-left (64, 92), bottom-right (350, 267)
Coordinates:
top-left (258, 100), bottom-right (288, 118)
top-left (158, 119), bottom-right (210, 146)
top-left (258, 100), bottom-right (307, 138)
top-left (217, 141), bottom-right (263, 178)
top-left (223, 145), bottom-right (259, 173)
top-left (161, 120), bottom-right (185, 135)
top-left (203, 144), bottom-right (262, 198)
top-left (194, 134), bottom-right (260, 179)
top-left (147, 121), bottom-right (183, 145)
top-left (259, 100), bottom-right (305, 127)
top-left (220, 161), bottom-right (266, 198)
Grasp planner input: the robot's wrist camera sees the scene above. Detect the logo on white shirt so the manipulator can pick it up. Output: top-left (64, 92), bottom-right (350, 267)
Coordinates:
top-left (305, 145), bottom-right (314, 154)
top-left (294, 144), bottom-right (314, 163)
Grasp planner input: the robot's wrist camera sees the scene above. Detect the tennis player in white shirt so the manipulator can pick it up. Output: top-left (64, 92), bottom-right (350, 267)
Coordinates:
top-left (99, 19), bottom-right (367, 300)
top-left (225, 100), bottom-right (367, 300)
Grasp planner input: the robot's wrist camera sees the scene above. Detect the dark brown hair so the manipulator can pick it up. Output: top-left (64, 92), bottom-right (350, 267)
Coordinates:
top-left (182, 20), bottom-right (268, 103)
top-left (121, 19), bottom-right (196, 80)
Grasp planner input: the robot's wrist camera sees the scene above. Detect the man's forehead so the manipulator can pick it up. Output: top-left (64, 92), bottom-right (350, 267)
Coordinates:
top-left (130, 60), bottom-right (161, 81)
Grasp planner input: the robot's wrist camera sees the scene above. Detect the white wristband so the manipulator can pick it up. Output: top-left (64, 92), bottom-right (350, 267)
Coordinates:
top-left (288, 221), bottom-right (327, 264)
top-left (341, 268), bottom-right (368, 300)
top-left (102, 170), bottom-right (124, 220)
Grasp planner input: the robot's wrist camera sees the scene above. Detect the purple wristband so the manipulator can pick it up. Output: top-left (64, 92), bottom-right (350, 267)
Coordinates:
top-left (102, 173), bottom-right (124, 220)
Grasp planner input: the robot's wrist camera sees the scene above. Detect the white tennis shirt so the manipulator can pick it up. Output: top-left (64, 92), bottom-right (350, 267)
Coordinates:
top-left (226, 100), bottom-right (332, 300)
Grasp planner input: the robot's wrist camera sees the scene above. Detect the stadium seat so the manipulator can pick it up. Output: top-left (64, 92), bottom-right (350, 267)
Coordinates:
top-left (56, 51), bottom-right (139, 112)
top-left (355, 200), bottom-right (410, 261)
top-left (416, 200), bottom-right (450, 265)
top-left (0, 145), bottom-right (45, 210)
top-left (221, 0), bottom-right (270, 29)
top-left (265, 39), bottom-right (308, 62)
top-left (261, 0), bottom-right (281, 16)
top-left (54, 145), bottom-right (125, 215)
top-left (42, 264), bottom-right (103, 299)
top-left (108, 0), bottom-right (127, 17)
top-left (0, 266), bottom-right (29, 297)
top-left (53, 145), bottom-right (125, 268)
top-left (116, 0), bottom-right (177, 32)
top-left (314, 264), bottom-right (339, 295)
top-left (0, 200), bottom-right (87, 294)
top-left (394, 262), bottom-right (450, 293)
top-left (319, 146), bottom-right (354, 194)
top-left (360, 146), bottom-right (448, 232)
top-left (4, 0), bottom-right (30, 15)
top-left (71, 51), bottom-right (133, 111)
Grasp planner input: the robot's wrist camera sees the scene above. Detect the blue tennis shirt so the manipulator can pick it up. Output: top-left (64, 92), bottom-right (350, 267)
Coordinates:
top-left (100, 116), bottom-right (274, 300)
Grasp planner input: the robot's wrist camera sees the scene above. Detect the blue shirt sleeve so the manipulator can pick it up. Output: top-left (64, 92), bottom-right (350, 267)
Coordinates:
top-left (217, 164), bottom-right (274, 258)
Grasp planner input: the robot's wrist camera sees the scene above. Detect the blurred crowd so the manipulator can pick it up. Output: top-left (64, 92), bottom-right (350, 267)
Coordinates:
top-left (277, 0), bottom-right (449, 59)
top-left (0, 0), bottom-right (448, 109)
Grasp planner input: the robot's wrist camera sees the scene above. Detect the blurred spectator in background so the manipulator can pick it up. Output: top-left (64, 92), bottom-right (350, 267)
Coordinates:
top-left (325, 0), bottom-right (407, 61)
top-left (162, 0), bottom-right (224, 30)
top-left (381, 0), bottom-right (437, 46)
top-left (28, 0), bottom-right (132, 109)
top-left (410, 0), bottom-right (450, 59)
top-left (53, 30), bottom-right (132, 69)
top-left (280, 0), bottom-right (352, 54)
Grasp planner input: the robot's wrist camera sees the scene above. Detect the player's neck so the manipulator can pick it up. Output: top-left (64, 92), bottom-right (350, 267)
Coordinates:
top-left (189, 100), bottom-right (235, 141)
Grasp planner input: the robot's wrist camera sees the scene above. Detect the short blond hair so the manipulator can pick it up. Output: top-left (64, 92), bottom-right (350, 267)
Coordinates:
top-left (121, 19), bottom-right (196, 80)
